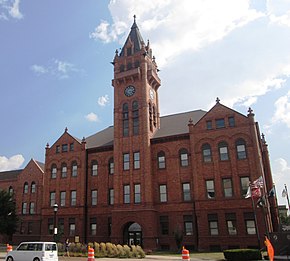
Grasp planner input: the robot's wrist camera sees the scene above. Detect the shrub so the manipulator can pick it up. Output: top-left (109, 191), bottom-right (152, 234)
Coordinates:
top-left (223, 249), bottom-right (262, 261)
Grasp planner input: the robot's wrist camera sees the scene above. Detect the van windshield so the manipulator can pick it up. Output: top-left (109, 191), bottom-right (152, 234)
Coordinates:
top-left (45, 244), bottom-right (57, 251)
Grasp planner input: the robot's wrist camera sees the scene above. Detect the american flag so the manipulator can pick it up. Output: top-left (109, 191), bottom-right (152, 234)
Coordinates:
top-left (252, 176), bottom-right (264, 188)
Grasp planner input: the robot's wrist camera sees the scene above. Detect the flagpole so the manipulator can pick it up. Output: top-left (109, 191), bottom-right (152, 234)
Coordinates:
top-left (284, 184), bottom-right (290, 213)
top-left (249, 184), bottom-right (261, 248)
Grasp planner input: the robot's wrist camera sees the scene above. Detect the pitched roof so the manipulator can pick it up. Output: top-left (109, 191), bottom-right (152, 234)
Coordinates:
top-left (120, 17), bottom-right (145, 56)
top-left (0, 169), bottom-right (22, 181)
top-left (86, 109), bottom-right (207, 149)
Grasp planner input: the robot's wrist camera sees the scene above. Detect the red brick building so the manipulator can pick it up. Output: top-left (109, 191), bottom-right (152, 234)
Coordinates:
top-left (0, 18), bottom-right (278, 251)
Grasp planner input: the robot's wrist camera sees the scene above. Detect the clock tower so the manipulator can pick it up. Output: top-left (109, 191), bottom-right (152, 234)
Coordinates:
top-left (111, 16), bottom-right (161, 246)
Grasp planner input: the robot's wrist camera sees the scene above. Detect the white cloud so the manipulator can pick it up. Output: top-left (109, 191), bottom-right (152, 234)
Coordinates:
top-left (271, 90), bottom-right (290, 128)
top-left (85, 112), bottom-right (99, 122)
top-left (9, 0), bottom-right (22, 19)
top-left (0, 0), bottom-right (23, 20)
top-left (30, 59), bottom-right (80, 79)
top-left (272, 157), bottom-right (290, 204)
top-left (98, 95), bottom-right (109, 107)
top-left (0, 154), bottom-right (25, 171)
top-left (30, 64), bottom-right (48, 74)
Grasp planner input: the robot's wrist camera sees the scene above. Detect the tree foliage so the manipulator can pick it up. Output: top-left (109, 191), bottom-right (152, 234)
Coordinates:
top-left (0, 190), bottom-right (18, 237)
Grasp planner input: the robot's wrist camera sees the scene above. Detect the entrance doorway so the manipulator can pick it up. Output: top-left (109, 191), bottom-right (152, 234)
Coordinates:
top-left (123, 222), bottom-right (142, 246)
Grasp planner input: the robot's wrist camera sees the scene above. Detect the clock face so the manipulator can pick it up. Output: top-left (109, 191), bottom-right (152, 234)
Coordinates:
top-left (124, 85), bottom-right (135, 97)
top-left (149, 89), bottom-right (154, 100)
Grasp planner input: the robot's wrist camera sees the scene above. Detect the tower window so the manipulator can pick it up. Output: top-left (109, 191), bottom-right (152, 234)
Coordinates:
top-left (132, 101), bottom-right (139, 135)
top-left (123, 103), bottom-right (129, 137)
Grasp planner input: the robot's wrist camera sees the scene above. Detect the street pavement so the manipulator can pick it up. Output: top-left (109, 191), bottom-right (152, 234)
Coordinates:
top-left (0, 252), bottom-right (218, 260)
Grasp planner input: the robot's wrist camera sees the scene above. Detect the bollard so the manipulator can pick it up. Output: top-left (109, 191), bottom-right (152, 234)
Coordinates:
top-left (88, 246), bottom-right (95, 261)
top-left (182, 246), bottom-right (190, 261)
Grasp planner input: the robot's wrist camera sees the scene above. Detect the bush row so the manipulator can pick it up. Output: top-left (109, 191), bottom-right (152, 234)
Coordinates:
top-left (223, 249), bottom-right (262, 260)
top-left (57, 242), bottom-right (146, 258)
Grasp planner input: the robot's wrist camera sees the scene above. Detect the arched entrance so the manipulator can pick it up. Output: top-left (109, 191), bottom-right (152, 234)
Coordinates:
top-left (123, 222), bottom-right (142, 246)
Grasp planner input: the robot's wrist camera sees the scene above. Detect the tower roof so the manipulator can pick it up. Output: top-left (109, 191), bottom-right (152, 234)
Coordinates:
top-left (120, 15), bottom-right (145, 56)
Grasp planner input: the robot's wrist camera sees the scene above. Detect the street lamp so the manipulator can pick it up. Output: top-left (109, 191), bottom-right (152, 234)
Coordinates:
top-left (53, 203), bottom-right (58, 242)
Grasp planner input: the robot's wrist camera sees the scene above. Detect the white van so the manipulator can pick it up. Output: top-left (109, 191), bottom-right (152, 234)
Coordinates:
top-left (5, 242), bottom-right (58, 261)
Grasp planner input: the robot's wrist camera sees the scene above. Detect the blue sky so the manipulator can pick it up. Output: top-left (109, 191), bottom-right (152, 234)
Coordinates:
top-left (1, 0), bottom-right (290, 206)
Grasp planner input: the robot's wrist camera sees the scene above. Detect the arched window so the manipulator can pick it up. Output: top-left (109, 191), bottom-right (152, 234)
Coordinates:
top-left (179, 148), bottom-right (189, 167)
top-left (31, 182), bottom-right (36, 193)
top-left (132, 101), bottom-right (139, 135)
top-left (91, 160), bottom-right (98, 176)
top-left (23, 182), bottom-right (29, 194)
top-left (71, 161), bottom-right (78, 177)
top-left (51, 164), bottom-right (57, 179)
top-left (202, 143), bottom-right (212, 162)
top-left (236, 139), bottom-right (247, 159)
top-left (157, 151), bottom-right (166, 169)
top-left (218, 141), bottom-right (229, 161)
top-left (108, 157), bottom-right (114, 175)
top-left (61, 163), bottom-right (67, 178)
top-left (123, 103), bottom-right (129, 137)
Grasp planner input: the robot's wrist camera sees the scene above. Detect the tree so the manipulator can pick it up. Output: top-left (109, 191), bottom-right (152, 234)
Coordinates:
top-left (0, 190), bottom-right (18, 241)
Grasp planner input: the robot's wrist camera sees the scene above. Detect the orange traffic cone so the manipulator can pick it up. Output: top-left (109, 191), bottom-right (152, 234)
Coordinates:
top-left (88, 246), bottom-right (95, 261)
top-left (182, 246), bottom-right (190, 261)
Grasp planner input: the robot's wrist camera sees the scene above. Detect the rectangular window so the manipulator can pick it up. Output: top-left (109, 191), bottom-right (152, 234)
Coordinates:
top-left (158, 154), bottom-right (166, 169)
top-left (109, 189), bottom-right (114, 205)
top-left (215, 118), bottom-right (225, 128)
top-left (48, 218), bottom-right (53, 235)
top-left (228, 116), bottom-right (235, 127)
top-left (92, 190), bottom-right (98, 206)
top-left (61, 165), bottom-right (67, 178)
top-left (182, 183), bottom-right (191, 201)
top-left (59, 218), bottom-right (64, 233)
top-left (69, 218), bottom-right (75, 236)
top-left (72, 164), bottom-right (77, 177)
top-left (56, 145), bottom-right (60, 154)
top-left (70, 143), bottom-right (74, 151)
top-left (226, 213), bottom-right (237, 235)
top-left (62, 144), bottom-right (68, 152)
top-left (160, 216), bottom-right (169, 235)
top-left (50, 192), bottom-right (56, 207)
top-left (180, 151), bottom-right (189, 167)
top-left (159, 185), bottom-right (167, 202)
top-left (123, 118), bottom-right (129, 137)
top-left (123, 153), bottom-right (130, 170)
top-left (92, 162), bottom-right (98, 176)
top-left (134, 184), bottom-right (141, 203)
top-left (244, 212), bottom-right (256, 235)
top-left (206, 180), bottom-right (215, 198)
top-left (29, 202), bottom-right (35, 214)
top-left (124, 185), bottom-right (130, 204)
top-left (108, 217), bottom-right (112, 236)
top-left (22, 202), bottom-right (27, 214)
top-left (71, 190), bottom-right (76, 206)
top-left (223, 178), bottom-right (233, 197)
top-left (133, 152), bottom-right (140, 169)
top-left (51, 167), bottom-right (57, 179)
top-left (237, 144), bottom-right (246, 159)
top-left (219, 146), bottom-right (229, 161)
top-left (28, 222), bottom-right (33, 234)
top-left (240, 177), bottom-right (250, 197)
top-left (90, 218), bottom-right (97, 236)
top-left (60, 191), bottom-right (66, 207)
top-left (184, 215), bottom-right (193, 235)
top-left (206, 120), bottom-right (212, 130)
top-left (208, 214), bottom-right (219, 235)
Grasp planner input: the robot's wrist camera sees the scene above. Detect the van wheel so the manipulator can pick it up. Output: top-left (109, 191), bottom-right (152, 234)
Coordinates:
top-left (6, 257), bottom-right (14, 261)
top-left (33, 258), bottom-right (40, 261)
